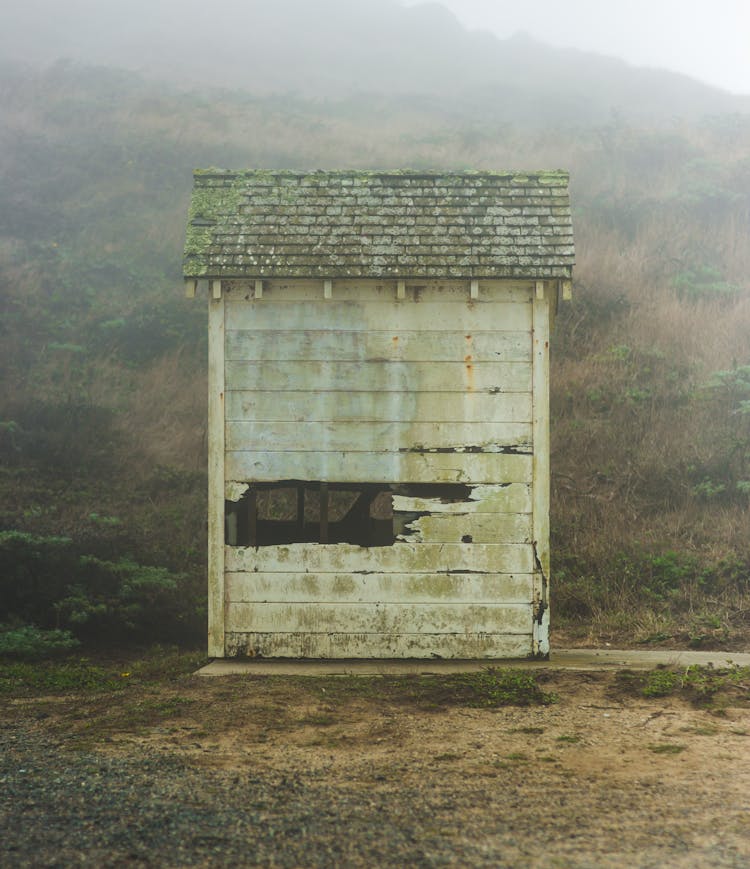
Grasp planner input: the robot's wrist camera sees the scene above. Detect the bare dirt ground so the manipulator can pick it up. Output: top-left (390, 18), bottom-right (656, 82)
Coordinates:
top-left (2, 665), bottom-right (750, 867)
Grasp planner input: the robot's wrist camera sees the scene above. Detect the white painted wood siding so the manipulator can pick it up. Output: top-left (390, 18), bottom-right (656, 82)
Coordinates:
top-left (224, 283), bottom-right (534, 485)
top-left (214, 280), bottom-right (548, 659)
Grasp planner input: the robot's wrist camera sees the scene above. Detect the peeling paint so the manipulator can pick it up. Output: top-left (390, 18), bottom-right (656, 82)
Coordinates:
top-left (225, 481), bottom-right (250, 502)
top-left (398, 444), bottom-right (531, 455)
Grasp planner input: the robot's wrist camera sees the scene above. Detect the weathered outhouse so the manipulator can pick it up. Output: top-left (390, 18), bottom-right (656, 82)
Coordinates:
top-left (183, 169), bottom-right (574, 659)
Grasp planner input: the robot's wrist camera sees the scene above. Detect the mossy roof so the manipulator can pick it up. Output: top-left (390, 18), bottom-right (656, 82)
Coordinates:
top-left (183, 169), bottom-right (574, 280)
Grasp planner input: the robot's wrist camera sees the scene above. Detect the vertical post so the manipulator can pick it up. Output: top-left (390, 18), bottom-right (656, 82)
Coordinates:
top-left (296, 485), bottom-right (305, 537)
top-left (226, 510), bottom-right (238, 546)
top-left (319, 483), bottom-right (329, 543)
top-left (531, 291), bottom-right (550, 657)
top-left (247, 489), bottom-right (257, 547)
top-left (207, 293), bottom-right (226, 658)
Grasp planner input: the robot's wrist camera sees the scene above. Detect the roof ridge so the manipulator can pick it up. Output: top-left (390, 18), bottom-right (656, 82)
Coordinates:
top-left (193, 168), bottom-right (570, 182)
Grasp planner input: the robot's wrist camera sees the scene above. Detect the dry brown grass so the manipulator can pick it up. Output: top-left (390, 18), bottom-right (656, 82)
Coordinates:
top-left (112, 350), bottom-right (207, 475)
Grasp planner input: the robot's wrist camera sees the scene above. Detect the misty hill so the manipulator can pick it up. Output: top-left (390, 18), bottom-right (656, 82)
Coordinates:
top-left (3, 0), bottom-right (748, 125)
top-left (1, 45), bottom-right (750, 652)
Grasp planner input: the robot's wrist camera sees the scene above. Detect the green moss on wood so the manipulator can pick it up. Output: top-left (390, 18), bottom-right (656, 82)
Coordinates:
top-left (182, 168), bottom-right (574, 279)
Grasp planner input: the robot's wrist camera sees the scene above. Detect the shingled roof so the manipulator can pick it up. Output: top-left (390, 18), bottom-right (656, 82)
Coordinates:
top-left (183, 169), bottom-right (574, 280)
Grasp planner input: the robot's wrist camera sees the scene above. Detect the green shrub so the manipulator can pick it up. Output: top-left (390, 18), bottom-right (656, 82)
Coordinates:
top-left (642, 668), bottom-right (678, 697)
top-left (0, 531), bottom-right (79, 623)
top-left (553, 546), bottom-right (733, 621)
top-left (0, 530), bottom-right (201, 648)
top-left (0, 624), bottom-right (80, 659)
top-left (55, 556), bottom-right (180, 642)
top-left (0, 401), bottom-right (121, 479)
top-left (673, 264), bottom-right (741, 300)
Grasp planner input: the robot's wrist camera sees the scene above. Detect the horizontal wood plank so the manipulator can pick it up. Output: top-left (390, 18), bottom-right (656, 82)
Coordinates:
top-left (225, 329), bottom-right (531, 363)
top-left (225, 572), bottom-right (534, 604)
top-left (225, 300), bottom-right (532, 333)
top-left (398, 511), bottom-right (531, 544)
top-left (392, 483), bottom-right (532, 515)
top-left (225, 601), bottom-right (533, 635)
top-left (225, 390), bottom-right (532, 423)
top-left (225, 450), bottom-right (532, 484)
top-left (224, 279), bottom-right (534, 304)
top-left (225, 360), bottom-right (532, 394)
top-left (225, 542), bottom-right (534, 574)
top-left (225, 421), bottom-right (532, 454)
top-left (224, 630), bottom-right (534, 659)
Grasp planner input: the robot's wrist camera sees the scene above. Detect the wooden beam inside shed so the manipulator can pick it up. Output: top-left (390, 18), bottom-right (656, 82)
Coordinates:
top-left (296, 485), bottom-right (305, 537)
top-left (320, 483), bottom-right (329, 543)
top-left (247, 489), bottom-right (258, 547)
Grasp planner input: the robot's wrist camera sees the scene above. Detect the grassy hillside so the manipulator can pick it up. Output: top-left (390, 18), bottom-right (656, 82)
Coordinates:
top-left (1, 61), bottom-right (749, 651)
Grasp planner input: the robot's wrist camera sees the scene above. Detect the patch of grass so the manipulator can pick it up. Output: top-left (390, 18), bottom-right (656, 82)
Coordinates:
top-left (0, 646), bottom-right (206, 697)
top-left (0, 659), bottom-right (126, 695)
top-left (125, 695), bottom-right (196, 721)
top-left (642, 668), bottom-right (679, 697)
top-left (311, 669), bottom-right (556, 709)
top-left (434, 752), bottom-right (462, 762)
top-left (297, 712), bottom-right (337, 727)
top-left (511, 726), bottom-right (545, 734)
top-left (123, 645), bottom-right (208, 682)
top-left (556, 734), bottom-right (582, 744)
top-left (76, 694), bottom-right (197, 738)
top-left (612, 665), bottom-right (750, 710)
top-left (647, 743), bottom-right (687, 755)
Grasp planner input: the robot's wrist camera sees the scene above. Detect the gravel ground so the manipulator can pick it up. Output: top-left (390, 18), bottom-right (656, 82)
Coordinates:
top-left (2, 670), bottom-right (749, 867)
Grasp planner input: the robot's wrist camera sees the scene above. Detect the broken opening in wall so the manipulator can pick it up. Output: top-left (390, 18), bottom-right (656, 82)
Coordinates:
top-left (225, 482), bottom-right (477, 547)
top-left (226, 482), bottom-right (394, 547)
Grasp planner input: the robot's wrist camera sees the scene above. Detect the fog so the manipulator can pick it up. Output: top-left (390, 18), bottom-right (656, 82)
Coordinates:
top-left (418, 0), bottom-right (750, 95)
top-left (2, 0), bottom-right (748, 98)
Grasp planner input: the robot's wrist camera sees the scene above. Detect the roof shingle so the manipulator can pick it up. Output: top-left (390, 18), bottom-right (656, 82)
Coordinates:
top-left (183, 170), bottom-right (574, 280)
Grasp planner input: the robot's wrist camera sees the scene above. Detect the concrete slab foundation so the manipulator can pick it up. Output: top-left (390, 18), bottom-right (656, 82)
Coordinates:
top-left (196, 648), bottom-right (750, 677)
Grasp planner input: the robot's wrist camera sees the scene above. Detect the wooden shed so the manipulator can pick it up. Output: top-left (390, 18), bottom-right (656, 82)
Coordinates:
top-left (183, 169), bottom-right (574, 659)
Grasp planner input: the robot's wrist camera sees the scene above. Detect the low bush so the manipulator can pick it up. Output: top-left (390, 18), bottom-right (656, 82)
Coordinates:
top-left (0, 401), bottom-right (121, 479)
top-left (0, 530), bottom-right (203, 650)
top-left (0, 624), bottom-right (80, 659)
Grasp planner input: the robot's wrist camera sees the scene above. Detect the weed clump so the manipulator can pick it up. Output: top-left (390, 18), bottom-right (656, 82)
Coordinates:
top-left (642, 668), bottom-right (679, 697)
top-left (613, 665), bottom-right (750, 710)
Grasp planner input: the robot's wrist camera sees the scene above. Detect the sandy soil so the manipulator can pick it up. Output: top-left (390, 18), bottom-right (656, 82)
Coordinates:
top-left (3, 669), bottom-right (750, 867)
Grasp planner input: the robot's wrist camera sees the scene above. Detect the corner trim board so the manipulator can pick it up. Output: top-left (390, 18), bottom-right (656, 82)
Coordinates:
top-left (531, 292), bottom-right (550, 656)
top-left (207, 295), bottom-right (226, 656)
